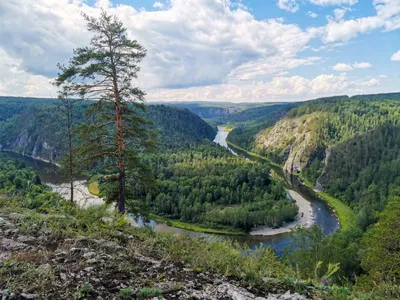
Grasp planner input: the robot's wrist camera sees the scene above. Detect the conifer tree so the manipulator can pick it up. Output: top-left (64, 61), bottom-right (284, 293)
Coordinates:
top-left (55, 10), bottom-right (155, 213)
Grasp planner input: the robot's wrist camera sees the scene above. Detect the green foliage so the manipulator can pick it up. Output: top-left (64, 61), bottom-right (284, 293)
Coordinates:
top-left (0, 154), bottom-right (61, 211)
top-left (119, 288), bottom-right (133, 298)
top-left (139, 233), bottom-right (293, 285)
top-left (137, 287), bottom-right (162, 298)
top-left (138, 142), bottom-right (297, 232)
top-left (319, 124), bottom-right (400, 229)
top-left (359, 196), bottom-right (400, 286)
top-left (144, 105), bottom-right (217, 149)
top-left (74, 283), bottom-right (94, 298)
top-left (226, 103), bottom-right (297, 152)
top-left (283, 226), bottom-right (362, 284)
top-left (317, 192), bottom-right (356, 230)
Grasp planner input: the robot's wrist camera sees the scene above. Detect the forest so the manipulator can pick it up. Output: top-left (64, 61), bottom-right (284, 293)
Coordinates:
top-left (0, 99), bottom-right (298, 232)
top-left (139, 142), bottom-right (296, 231)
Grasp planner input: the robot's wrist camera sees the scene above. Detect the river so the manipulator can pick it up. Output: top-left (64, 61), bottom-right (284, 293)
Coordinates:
top-left (2, 128), bottom-right (339, 255)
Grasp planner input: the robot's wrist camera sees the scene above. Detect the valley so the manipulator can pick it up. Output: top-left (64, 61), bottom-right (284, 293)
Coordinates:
top-left (1, 93), bottom-right (400, 299)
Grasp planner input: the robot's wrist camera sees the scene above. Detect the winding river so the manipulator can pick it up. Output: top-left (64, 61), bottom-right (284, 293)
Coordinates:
top-left (3, 128), bottom-right (339, 256)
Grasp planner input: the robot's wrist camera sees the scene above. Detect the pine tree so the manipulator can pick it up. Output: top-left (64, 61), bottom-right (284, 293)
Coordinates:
top-left (55, 10), bottom-right (155, 213)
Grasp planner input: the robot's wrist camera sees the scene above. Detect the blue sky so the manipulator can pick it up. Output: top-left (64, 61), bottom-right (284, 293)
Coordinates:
top-left (0, 0), bottom-right (399, 102)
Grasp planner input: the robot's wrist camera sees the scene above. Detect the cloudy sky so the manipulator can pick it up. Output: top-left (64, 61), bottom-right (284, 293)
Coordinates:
top-left (0, 0), bottom-right (399, 102)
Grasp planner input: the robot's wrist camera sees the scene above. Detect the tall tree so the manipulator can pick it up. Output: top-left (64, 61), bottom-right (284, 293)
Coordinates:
top-left (55, 87), bottom-right (79, 203)
top-left (55, 10), bottom-right (154, 213)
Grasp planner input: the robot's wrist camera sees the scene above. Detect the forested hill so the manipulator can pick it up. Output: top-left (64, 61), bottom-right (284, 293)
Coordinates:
top-left (145, 105), bottom-right (216, 149)
top-left (252, 95), bottom-right (400, 173)
top-left (226, 93), bottom-right (400, 229)
top-left (0, 98), bottom-right (217, 161)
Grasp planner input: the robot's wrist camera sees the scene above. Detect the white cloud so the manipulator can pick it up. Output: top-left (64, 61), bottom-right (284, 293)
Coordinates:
top-left (353, 62), bottom-right (372, 69)
top-left (0, 0), bottom-right (397, 101)
top-left (310, 0), bottom-right (357, 5)
top-left (0, 49), bottom-right (56, 97)
top-left (361, 78), bottom-right (380, 86)
top-left (307, 11), bottom-right (319, 18)
top-left (391, 50), bottom-right (400, 61)
top-left (333, 7), bottom-right (351, 21)
top-left (147, 73), bottom-right (382, 102)
top-left (277, 0), bottom-right (299, 13)
top-left (153, 2), bottom-right (164, 9)
top-left (323, 0), bottom-right (400, 42)
top-left (0, 0), bottom-right (319, 91)
top-left (229, 57), bottom-right (321, 80)
top-left (277, 0), bottom-right (357, 13)
top-left (332, 62), bottom-right (372, 71)
top-left (332, 63), bottom-right (353, 71)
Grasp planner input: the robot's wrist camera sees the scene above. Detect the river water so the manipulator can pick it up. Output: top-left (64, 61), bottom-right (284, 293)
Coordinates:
top-left (2, 128), bottom-right (339, 256)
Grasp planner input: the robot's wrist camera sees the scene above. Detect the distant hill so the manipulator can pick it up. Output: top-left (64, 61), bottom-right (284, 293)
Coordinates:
top-left (152, 101), bottom-right (277, 122)
top-left (0, 98), bottom-right (216, 161)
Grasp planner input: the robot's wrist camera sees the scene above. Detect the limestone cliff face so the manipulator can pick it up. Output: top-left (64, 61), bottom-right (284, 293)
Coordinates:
top-left (0, 106), bottom-right (63, 162)
top-left (254, 113), bottom-right (325, 173)
top-left (0, 129), bottom-right (59, 162)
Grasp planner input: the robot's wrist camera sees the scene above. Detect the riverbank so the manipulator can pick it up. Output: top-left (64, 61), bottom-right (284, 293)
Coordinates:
top-left (250, 190), bottom-right (314, 236)
top-left (226, 140), bottom-right (282, 169)
top-left (297, 174), bottom-right (355, 230)
top-left (149, 214), bottom-right (245, 236)
top-left (316, 192), bottom-right (356, 230)
top-left (47, 180), bottom-right (105, 207)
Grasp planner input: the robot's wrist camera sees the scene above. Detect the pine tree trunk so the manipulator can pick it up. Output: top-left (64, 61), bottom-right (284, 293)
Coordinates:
top-left (118, 165), bottom-right (126, 213)
top-left (67, 101), bottom-right (74, 203)
top-left (112, 63), bottom-right (126, 213)
top-left (116, 103), bottom-right (126, 213)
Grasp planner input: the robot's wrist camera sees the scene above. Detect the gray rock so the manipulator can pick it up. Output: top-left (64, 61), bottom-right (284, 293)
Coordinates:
top-left (86, 258), bottom-right (97, 264)
top-left (21, 293), bottom-right (37, 299)
top-left (84, 267), bottom-right (94, 272)
top-left (217, 283), bottom-right (265, 300)
top-left (0, 238), bottom-right (27, 250)
top-left (83, 251), bottom-right (96, 259)
top-left (60, 273), bottom-right (67, 281)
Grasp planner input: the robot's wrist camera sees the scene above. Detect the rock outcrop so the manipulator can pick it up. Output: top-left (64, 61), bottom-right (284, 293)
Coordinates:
top-left (0, 214), bottom-right (310, 300)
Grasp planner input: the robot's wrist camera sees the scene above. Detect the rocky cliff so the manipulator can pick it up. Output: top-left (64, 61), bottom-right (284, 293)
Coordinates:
top-left (254, 113), bottom-right (326, 173)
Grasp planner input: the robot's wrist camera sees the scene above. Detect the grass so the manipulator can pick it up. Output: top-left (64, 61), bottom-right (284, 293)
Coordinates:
top-left (0, 194), bottom-right (395, 299)
top-left (149, 213), bottom-right (245, 236)
top-left (316, 192), bottom-right (356, 230)
top-left (218, 124), bottom-right (235, 132)
top-left (226, 140), bottom-right (282, 169)
top-left (88, 181), bottom-right (100, 196)
top-left (138, 287), bottom-right (162, 299)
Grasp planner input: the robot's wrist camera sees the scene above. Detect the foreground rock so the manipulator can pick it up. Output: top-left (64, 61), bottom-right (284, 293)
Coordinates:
top-left (0, 213), bottom-right (309, 299)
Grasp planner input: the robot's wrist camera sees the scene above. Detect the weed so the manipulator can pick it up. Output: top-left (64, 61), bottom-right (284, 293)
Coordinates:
top-left (74, 282), bottom-right (94, 298)
top-left (138, 287), bottom-right (163, 298)
top-left (119, 287), bottom-right (133, 299)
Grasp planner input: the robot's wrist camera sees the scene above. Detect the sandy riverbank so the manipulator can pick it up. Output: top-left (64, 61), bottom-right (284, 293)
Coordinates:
top-left (47, 180), bottom-right (105, 207)
top-left (249, 190), bottom-right (314, 236)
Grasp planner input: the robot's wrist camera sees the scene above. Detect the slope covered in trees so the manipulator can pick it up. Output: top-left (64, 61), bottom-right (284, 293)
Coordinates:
top-left (317, 123), bottom-right (400, 229)
top-left (0, 100), bottom-right (216, 161)
top-left (0, 98), bottom-right (297, 232)
top-left (139, 143), bottom-right (296, 231)
top-left (226, 103), bottom-right (298, 152)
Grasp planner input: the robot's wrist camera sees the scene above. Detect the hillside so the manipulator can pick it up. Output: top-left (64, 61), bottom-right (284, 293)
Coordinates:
top-left (226, 93), bottom-right (400, 230)
top-left (317, 123), bottom-right (400, 229)
top-left (160, 101), bottom-right (274, 124)
top-left (0, 99), bottom-right (217, 162)
top-left (251, 96), bottom-right (400, 173)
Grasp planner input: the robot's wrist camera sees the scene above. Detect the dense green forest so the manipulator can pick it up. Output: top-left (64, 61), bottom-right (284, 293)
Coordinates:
top-left (0, 98), bottom-right (298, 232)
top-left (139, 143), bottom-right (296, 231)
top-left (316, 123), bottom-right (400, 229)
top-left (0, 153), bottom-right (62, 210)
top-left (1, 94), bottom-right (400, 298)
